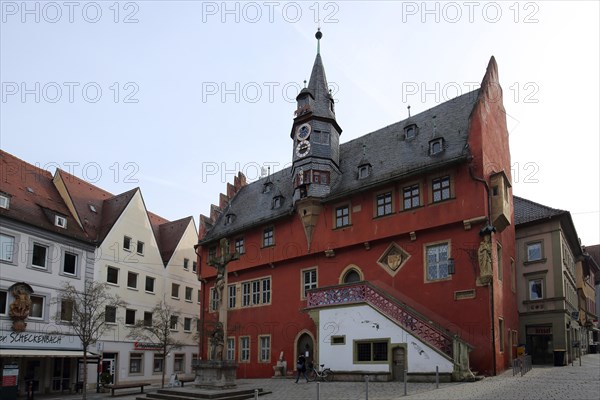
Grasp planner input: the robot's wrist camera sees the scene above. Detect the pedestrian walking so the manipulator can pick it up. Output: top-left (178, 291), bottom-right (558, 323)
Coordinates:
top-left (295, 354), bottom-right (309, 383)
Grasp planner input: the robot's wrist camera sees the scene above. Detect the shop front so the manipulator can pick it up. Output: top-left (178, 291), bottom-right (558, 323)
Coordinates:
top-left (526, 325), bottom-right (553, 365)
top-left (0, 327), bottom-right (99, 395)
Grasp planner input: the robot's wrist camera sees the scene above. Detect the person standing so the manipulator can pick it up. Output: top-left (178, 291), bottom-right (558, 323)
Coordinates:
top-left (295, 354), bottom-right (309, 383)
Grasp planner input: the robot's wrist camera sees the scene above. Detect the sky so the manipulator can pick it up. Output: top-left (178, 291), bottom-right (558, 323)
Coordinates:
top-left (1, 1), bottom-right (599, 246)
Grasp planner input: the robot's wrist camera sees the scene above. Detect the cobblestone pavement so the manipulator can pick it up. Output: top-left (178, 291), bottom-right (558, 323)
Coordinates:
top-left (31, 354), bottom-right (600, 400)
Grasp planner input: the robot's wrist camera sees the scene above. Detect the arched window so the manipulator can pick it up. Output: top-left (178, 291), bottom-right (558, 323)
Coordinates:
top-left (343, 269), bottom-right (361, 283)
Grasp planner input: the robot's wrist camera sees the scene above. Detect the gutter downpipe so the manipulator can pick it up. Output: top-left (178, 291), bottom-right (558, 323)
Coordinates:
top-left (469, 164), bottom-right (498, 376)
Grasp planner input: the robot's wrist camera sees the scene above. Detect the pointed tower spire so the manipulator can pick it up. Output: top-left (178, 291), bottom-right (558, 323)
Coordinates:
top-left (316, 27), bottom-right (322, 54)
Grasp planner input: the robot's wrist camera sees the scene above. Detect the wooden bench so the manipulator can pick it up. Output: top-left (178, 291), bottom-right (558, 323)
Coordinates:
top-left (105, 382), bottom-right (151, 396)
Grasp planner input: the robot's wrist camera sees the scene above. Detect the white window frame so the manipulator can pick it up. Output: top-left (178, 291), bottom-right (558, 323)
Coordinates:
top-left (55, 215), bottom-right (67, 228)
top-left (0, 194), bottom-right (10, 209)
top-left (125, 309), bottom-right (136, 326)
top-left (239, 336), bottom-right (250, 363)
top-left (529, 279), bottom-right (544, 300)
top-left (127, 271), bottom-right (138, 289)
top-left (226, 337), bottom-right (235, 361)
top-left (302, 268), bottom-right (317, 298)
top-left (185, 287), bottom-right (193, 302)
top-left (129, 353), bottom-right (143, 375)
top-left (0, 233), bottom-right (15, 263)
top-left (31, 242), bottom-right (49, 270)
top-left (228, 284), bottom-right (236, 309)
top-left (171, 283), bottom-right (180, 299)
top-left (170, 315), bottom-right (178, 331)
top-left (173, 354), bottom-right (185, 373)
top-left (145, 276), bottom-right (156, 293)
top-left (184, 317), bottom-right (192, 332)
top-left (526, 242), bottom-right (543, 262)
top-left (29, 295), bottom-right (45, 320)
top-left (235, 238), bottom-right (245, 255)
top-left (123, 236), bottom-right (132, 251)
top-left (136, 241), bottom-right (145, 255)
top-left (107, 266), bottom-right (119, 285)
top-left (425, 241), bottom-right (451, 282)
top-left (0, 290), bottom-right (8, 316)
top-left (62, 251), bottom-right (78, 276)
top-left (184, 258), bottom-right (189, 270)
top-left (259, 335), bottom-right (271, 363)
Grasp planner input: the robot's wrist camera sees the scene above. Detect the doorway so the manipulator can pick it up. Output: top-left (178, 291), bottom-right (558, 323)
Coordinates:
top-left (101, 353), bottom-right (117, 384)
top-left (392, 346), bottom-right (406, 381)
top-left (296, 333), bottom-right (314, 367)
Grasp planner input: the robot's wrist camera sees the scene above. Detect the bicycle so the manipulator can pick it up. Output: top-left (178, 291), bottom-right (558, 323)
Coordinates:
top-left (308, 363), bottom-right (334, 382)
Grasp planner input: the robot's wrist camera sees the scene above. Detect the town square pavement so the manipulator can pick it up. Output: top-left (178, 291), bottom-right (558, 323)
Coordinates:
top-left (33, 353), bottom-right (600, 400)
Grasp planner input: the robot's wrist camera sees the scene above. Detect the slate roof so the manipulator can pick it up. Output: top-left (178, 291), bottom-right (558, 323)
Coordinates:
top-left (301, 53), bottom-right (336, 121)
top-left (201, 89), bottom-right (479, 243)
top-left (0, 151), bottom-right (91, 242)
top-left (513, 196), bottom-right (566, 225)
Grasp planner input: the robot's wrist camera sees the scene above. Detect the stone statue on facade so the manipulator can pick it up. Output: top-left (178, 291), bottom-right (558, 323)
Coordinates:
top-left (9, 284), bottom-right (32, 332)
top-left (478, 234), bottom-right (493, 284)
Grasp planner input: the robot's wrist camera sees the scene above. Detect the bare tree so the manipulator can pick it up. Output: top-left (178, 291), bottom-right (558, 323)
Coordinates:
top-left (54, 281), bottom-right (125, 400)
top-left (127, 301), bottom-right (184, 388)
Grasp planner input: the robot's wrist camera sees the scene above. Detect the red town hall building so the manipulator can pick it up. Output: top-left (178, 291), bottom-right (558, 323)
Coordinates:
top-left (197, 32), bottom-right (518, 380)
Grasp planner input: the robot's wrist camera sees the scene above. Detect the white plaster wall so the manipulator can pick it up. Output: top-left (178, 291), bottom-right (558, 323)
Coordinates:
top-left (319, 305), bottom-right (453, 373)
top-left (0, 221), bottom-right (93, 338)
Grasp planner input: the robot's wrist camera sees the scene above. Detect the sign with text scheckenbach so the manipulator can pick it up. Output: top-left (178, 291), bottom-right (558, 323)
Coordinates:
top-left (0, 325), bottom-right (81, 350)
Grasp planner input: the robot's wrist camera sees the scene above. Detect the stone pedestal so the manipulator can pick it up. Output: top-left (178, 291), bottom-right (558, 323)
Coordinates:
top-left (193, 360), bottom-right (237, 389)
top-left (272, 360), bottom-right (287, 377)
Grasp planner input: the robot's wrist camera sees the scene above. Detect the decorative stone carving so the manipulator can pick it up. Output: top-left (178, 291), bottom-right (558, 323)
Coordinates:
top-left (9, 283), bottom-right (33, 332)
top-left (478, 235), bottom-right (493, 285)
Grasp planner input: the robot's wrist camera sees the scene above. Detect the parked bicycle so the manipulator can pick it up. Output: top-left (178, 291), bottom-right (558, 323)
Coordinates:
top-left (308, 363), bottom-right (334, 382)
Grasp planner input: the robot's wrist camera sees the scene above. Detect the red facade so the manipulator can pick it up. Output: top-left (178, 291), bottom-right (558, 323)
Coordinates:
top-left (197, 49), bottom-right (517, 378)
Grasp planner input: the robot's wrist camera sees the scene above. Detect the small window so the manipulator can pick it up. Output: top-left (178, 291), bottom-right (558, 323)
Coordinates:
top-left (262, 278), bottom-right (271, 304)
top-left (153, 354), bottom-right (164, 373)
top-left (272, 196), bottom-right (283, 209)
top-left (60, 300), bottom-right (73, 322)
top-left (358, 165), bottom-right (370, 179)
top-left (499, 318), bottom-right (505, 353)
top-left (429, 138), bottom-right (444, 155)
top-left (225, 213), bottom-right (236, 224)
top-left (208, 246), bottom-right (217, 265)
top-left (171, 283), bottom-right (180, 299)
top-left (0, 291), bottom-right (7, 315)
top-left (376, 192), bottom-right (393, 217)
top-left (63, 252), bottom-right (77, 275)
top-left (497, 242), bottom-right (503, 281)
top-left (331, 335), bottom-right (345, 345)
top-left (145, 276), bottom-right (155, 293)
top-left (303, 269), bottom-right (317, 298)
top-left (89, 204), bottom-right (97, 213)
top-left (170, 315), bottom-right (178, 330)
top-left (263, 227), bottom-right (274, 247)
top-left (143, 311), bottom-right (153, 326)
top-left (184, 317), bottom-right (192, 332)
top-left (226, 338), bottom-right (235, 361)
top-left (529, 279), bottom-right (543, 300)
top-left (192, 261), bottom-right (197, 273)
top-left (29, 295), bottom-right (44, 319)
top-left (32, 243), bottom-right (48, 269)
top-left (343, 269), bottom-right (361, 283)
top-left (0, 194), bottom-right (10, 209)
top-left (240, 336), bottom-right (250, 362)
top-left (527, 242), bottom-right (542, 262)
top-left (105, 306), bottom-right (116, 323)
top-left (197, 289), bottom-right (202, 304)
top-left (136, 241), bottom-right (144, 255)
top-left (125, 309), bottom-right (136, 325)
top-left (259, 336), bottom-right (271, 363)
top-left (174, 354), bottom-right (184, 373)
top-left (403, 184), bottom-right (420, 210)
top-left (312, 170), bottom-right (330, 185)
top-left (55, 215), bottom-right (67, 228)
top-left (210, 287), bottom-right (219, 311)
top-left (426, 242), bottom-right (450, 281)
top-left (355, 340), bottom-right (388, 362)
top-left (432, 176), bottom-right (451, 203)
top-left (123, 236), bottom-right (132, 251)
top-left (312, 130), bottom-right (330, 145)
top-left (0, 234), bottom-right (15, 262)
top-left (127, 272), bottom-right (138, 289)
top-left (129, 353), bottom-right (143, 374)
top-left (185, 287), bottom-right (193, 302)
top-left (263, 182), bottom-right (273, 194)
top-left (235, 238), bottom-right (245, 255)
top-left (404, 124), bottom-right (417, 139)
top-left (228, 285), bottom-right (237, 309)
top-left (184, 258), bottom-right (189, 270)
top-left (107, 266), bottom-right (119, 284)
top-left (335, 205), bottom-right (350, 228)
top-left (241, 283), bottom-right (250, 307)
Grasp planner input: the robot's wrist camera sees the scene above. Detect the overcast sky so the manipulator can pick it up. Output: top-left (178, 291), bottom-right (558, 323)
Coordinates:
top-left (1, 1), bottom-right (598, 245)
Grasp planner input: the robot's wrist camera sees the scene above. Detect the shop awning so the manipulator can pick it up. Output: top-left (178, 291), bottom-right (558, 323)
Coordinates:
top-left (0, 349), bottom-right (100, 358)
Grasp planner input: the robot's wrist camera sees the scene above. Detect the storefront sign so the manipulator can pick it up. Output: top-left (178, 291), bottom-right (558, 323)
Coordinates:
top-left (0, 326), bottom-right (81, 350)
top-left (526, 326), bottom-right (552, 335)
top-left (133, 341), bottom-right (161, 351)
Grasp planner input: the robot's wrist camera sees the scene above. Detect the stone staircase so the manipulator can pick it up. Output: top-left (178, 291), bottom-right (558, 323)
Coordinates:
top-left (136, 387), bottom-right (271, 400)
top-left (306, 281), bottom-right (474, 380)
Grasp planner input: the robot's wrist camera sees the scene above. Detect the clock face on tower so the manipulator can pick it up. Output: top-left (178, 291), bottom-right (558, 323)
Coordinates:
top-left (295, 123), bottom-right (311, 141)
top-left (296, 140), bottom-right (311, 158)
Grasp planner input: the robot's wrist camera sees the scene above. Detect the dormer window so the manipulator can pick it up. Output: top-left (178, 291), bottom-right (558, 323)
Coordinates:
top-left (404, 124), bottom-right (417, 139)
top-left (263, 182), bottom-right (273, 194)
top-left (225, 213), bottom-right (236, 225)
top-left (429, 138), bottom-right (444, 155)
top-left (0, 194), bottom-right (10, 209)
top-left (358, 165), bottom-right (371, 179)
top-left (272, 196), bottom-right (283, 209)
top-left (89, 204), bottom-right (97, 213)
top-left (55, 215), bottom-right (67, 228)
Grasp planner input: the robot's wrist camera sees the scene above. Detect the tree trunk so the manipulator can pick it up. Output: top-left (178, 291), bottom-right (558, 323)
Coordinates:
top-left (82, 348), bottom-right (88, 400)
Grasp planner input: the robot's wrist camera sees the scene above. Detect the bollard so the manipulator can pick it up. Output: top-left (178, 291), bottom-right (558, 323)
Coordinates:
top-left (254, 388), bottom-right (259, 400)
top-left (435, 366), bottom-right (439, 389)
top-left (579, 347), bottom-right (582, 366)
top-left (403, 369), bottom-right (407, 396)
top-left (365, 375), bottom-right (369, 400)
top-left (316, 381), bottom-right (321, 400)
